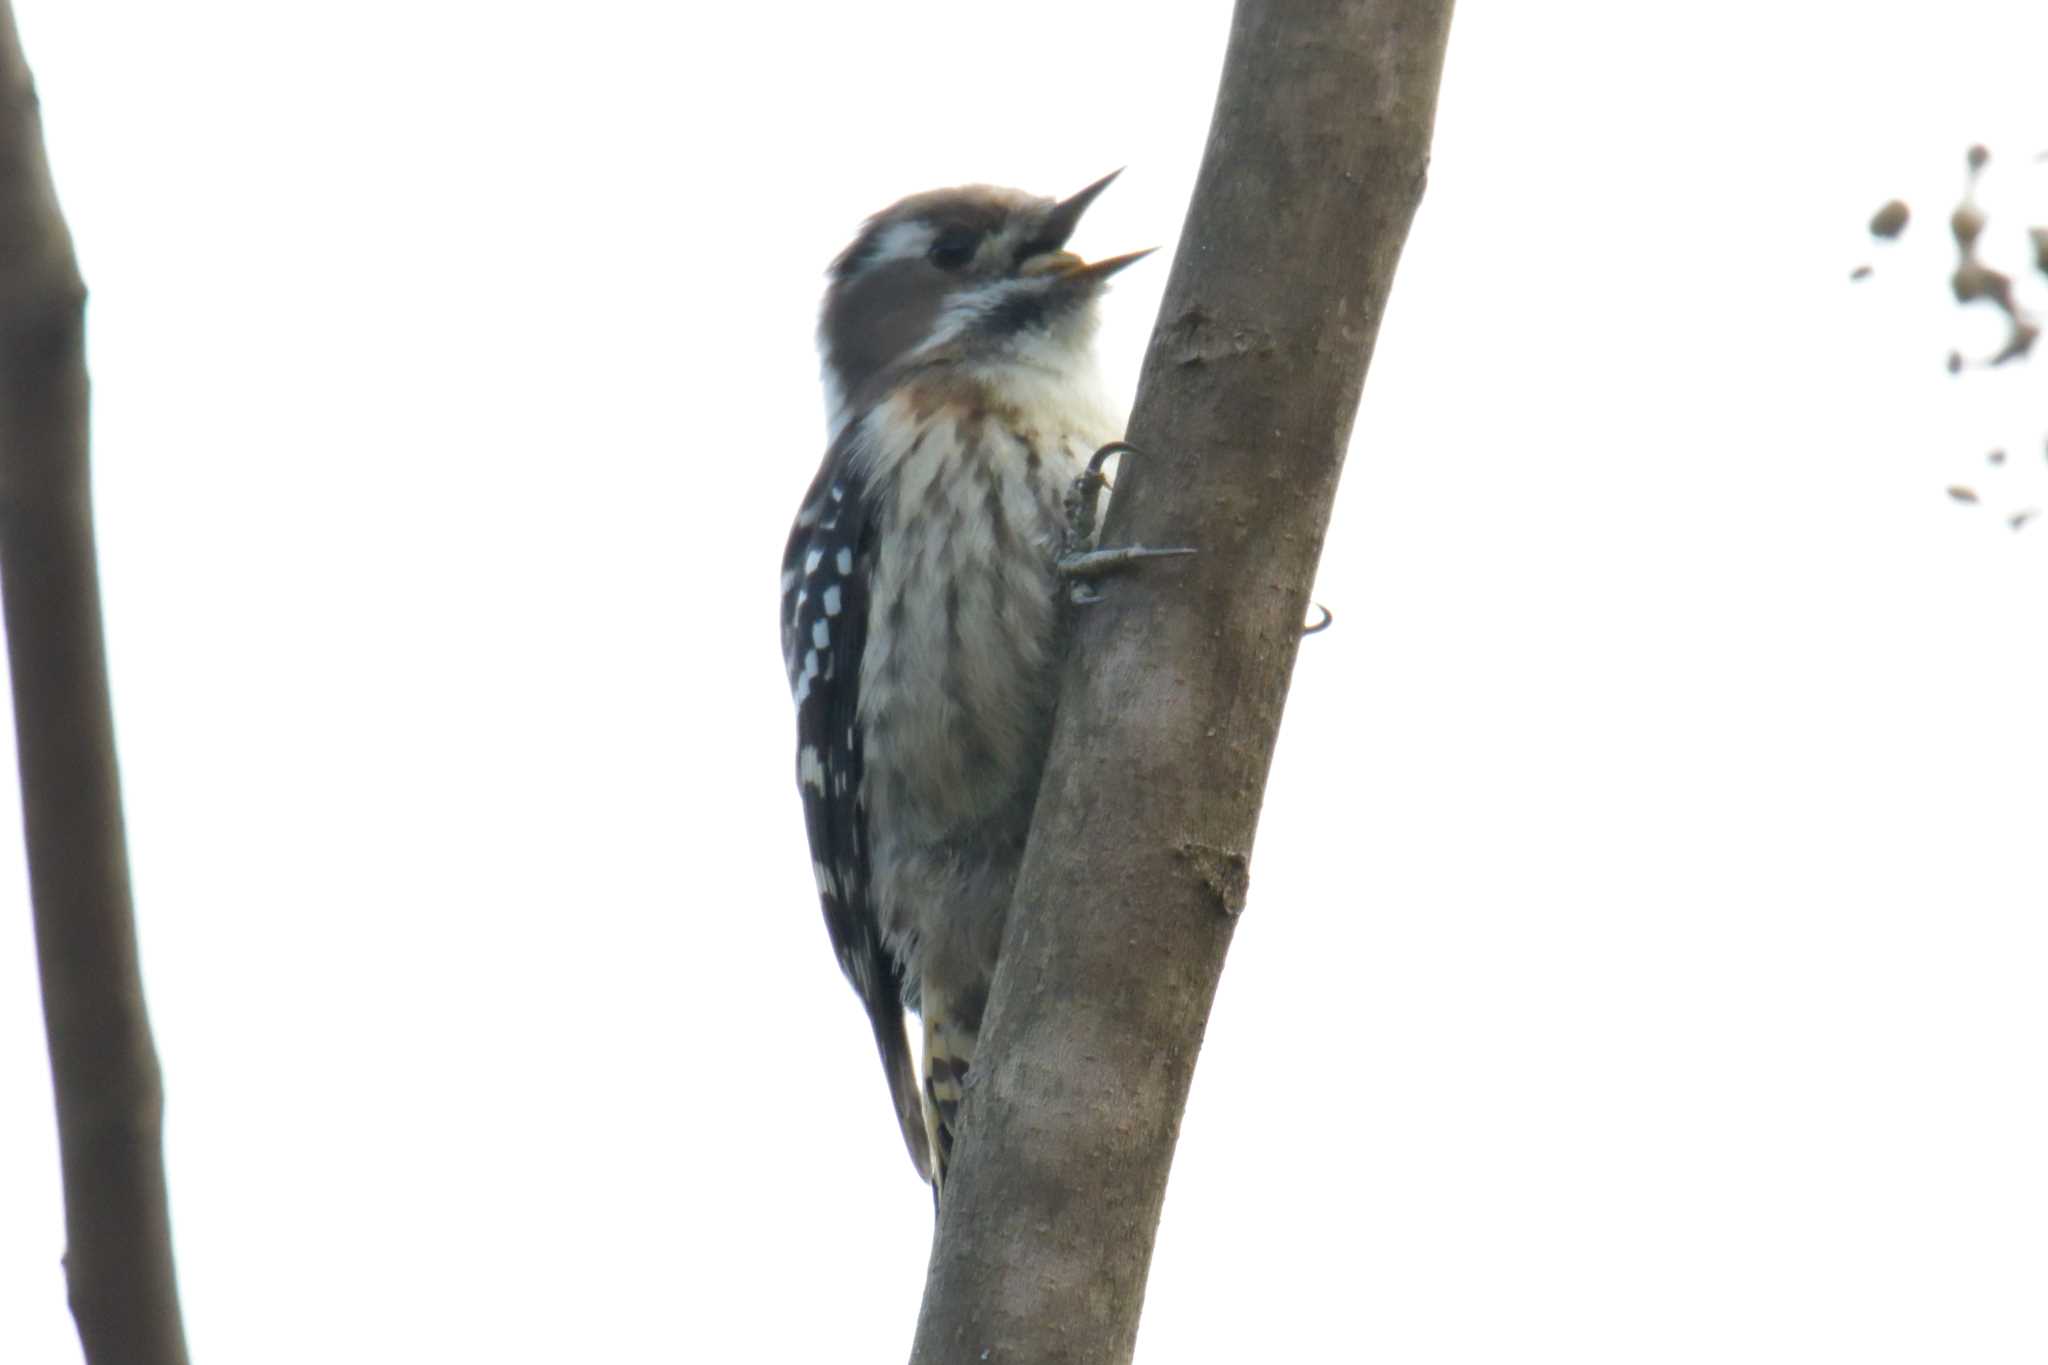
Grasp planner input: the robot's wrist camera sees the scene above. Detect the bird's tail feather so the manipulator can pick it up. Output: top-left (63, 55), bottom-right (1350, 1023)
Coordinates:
top-left (921, 1011), bottom-right (977, 1190)
top-left (871, 1006), bottom-right (933, 1183)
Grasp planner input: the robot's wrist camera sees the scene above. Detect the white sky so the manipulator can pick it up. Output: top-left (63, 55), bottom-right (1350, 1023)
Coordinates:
top-left (3, 3), bottom-right (2045, 1361)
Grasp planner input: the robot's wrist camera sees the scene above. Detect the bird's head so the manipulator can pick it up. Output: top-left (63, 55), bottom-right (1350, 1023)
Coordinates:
top-left (818, 171), bottom-right (1149, 432)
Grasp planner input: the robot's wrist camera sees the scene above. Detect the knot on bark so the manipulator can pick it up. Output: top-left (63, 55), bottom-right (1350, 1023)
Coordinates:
top-left (1176, 839), bottom-right (1249, 917)
top-left (1159, 305), bottom-right (1276, 368)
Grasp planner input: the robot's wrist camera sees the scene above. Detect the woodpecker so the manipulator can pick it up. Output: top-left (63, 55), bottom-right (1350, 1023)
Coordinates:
top-left (780, 172), bottom-right (1169, 1193)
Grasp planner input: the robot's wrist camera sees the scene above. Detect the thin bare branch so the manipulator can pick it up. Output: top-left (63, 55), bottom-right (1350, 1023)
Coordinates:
top-left (0, 5), bottom-right (189, 1361)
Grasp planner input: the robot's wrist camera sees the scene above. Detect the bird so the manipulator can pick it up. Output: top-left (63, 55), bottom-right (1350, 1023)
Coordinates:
top-left (779, 171), bottom-right (1165, 1195)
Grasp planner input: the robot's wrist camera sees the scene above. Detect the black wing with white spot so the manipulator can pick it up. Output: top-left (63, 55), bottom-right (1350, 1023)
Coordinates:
top-left (781, 440), bottom-right (932, 1181)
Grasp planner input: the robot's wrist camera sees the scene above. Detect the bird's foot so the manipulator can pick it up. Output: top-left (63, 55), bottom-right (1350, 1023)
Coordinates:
top-left (1060, 440), bottom-right (1128, 550)
top-left (1056, 546), bottom-right (1198, 604)
top-left (1058, 441), bottom-right (1198, 604)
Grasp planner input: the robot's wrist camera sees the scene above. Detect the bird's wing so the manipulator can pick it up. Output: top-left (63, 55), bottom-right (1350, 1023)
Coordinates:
top-left (782, 443), bottom-right (933, 1182)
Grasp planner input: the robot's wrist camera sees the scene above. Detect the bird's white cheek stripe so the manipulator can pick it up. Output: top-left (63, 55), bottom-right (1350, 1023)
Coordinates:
top-left (869, 220), bottom-right (933, 265)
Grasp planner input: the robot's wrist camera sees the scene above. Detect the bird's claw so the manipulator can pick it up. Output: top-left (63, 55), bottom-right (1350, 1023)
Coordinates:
top-left (1062, 440), bottom-right (1134, 550)
top-left (1056, 545), bottom-right (1198, 604)
top-left (1058, 442), bottom-right (1198, 604)
top-left (1056, 544), bottom-right (1199, 579)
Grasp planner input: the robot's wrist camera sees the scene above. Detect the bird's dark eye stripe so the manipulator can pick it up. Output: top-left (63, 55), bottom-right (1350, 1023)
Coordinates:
top-left (927, 228), bottom-right (980, 270)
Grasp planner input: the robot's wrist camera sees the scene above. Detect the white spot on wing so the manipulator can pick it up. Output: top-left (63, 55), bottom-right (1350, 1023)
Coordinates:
top-left (812, 618), bottom-right (831, 649)
top-left (799, 745), bottom-right (826, 793)
top-left (805, 547), bottom-right (823, 577)
top-left (836, 547), bottom-right (853, 575)
top-left (822, 585), bottom-right (843, 616)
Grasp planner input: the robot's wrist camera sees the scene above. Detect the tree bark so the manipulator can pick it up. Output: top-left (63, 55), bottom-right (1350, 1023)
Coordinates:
top-left (0, 6), bottom-right (191, 1363)
top-left (909, 3), bottom-right (1454, 1361)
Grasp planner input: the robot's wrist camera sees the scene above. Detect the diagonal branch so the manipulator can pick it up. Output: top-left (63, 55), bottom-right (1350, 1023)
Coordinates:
top-left (0, 5), bottom-right (190, 1362)
top-left (910, 2), bottom-right (1455, 1361)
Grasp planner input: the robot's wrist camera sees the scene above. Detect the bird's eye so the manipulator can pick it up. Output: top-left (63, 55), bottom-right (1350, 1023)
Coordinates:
top-left (927, 229), bottom-right (980, 271)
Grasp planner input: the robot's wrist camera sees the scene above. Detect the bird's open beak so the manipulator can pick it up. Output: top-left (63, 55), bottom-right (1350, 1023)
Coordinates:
top-left (1017, 244), bottom-right (1156, 280)
top-left (1041, 168), bottom-right (1124, 250)
top-left (1068, 247), bottom-right (1156, 281)
top-left (1021, 170), bottom-right (1155, 282)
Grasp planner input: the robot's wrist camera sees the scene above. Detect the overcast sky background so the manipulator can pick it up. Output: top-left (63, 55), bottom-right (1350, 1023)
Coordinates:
top-left (3, 3), bottom-right (2045, 1361)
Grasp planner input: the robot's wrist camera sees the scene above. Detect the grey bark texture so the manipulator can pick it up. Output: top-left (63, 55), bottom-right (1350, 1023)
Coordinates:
top-left (0, 6), bottom-right (191, 1363)
top-left (908, 2), bottom-right (1454, 1362)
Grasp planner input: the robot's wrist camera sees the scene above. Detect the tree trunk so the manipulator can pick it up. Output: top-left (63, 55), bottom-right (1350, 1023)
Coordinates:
top-left (0, 6), bottom-right (191, 1362)
top-left (909, 2), bottom-right (1454, 1361)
